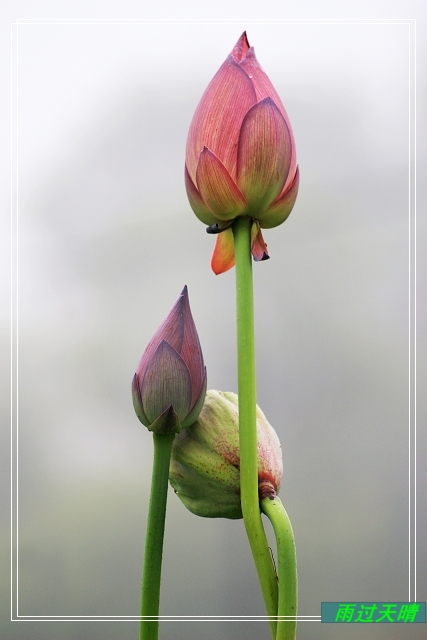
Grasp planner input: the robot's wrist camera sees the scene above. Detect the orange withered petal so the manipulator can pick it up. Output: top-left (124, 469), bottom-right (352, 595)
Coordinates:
top-left (211, 227), bottom-right (235, 275)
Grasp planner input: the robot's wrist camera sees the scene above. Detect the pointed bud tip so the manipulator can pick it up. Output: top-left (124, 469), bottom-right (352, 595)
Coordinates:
top-left (231, 31), bottom-right (251, 63)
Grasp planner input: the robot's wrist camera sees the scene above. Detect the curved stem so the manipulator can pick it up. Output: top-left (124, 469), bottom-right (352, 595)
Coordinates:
top-left (140, 432), bottom-right (175, 640)
top-left (233, 216), bottom-right (278, 639)
top-left (261, 496), bottom-right (297, 640)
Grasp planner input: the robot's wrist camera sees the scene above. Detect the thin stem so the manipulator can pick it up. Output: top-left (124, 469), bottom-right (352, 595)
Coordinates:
top-left (261, 496), bottom-right (297, 640)
top-left (233, 216), bottom-right (278, 639)
top-left (140, 432), bottom-right (175, 640)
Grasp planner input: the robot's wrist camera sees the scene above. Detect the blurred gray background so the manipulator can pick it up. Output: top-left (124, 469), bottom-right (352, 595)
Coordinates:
top-left (2, 1), bottom-right (427, 639)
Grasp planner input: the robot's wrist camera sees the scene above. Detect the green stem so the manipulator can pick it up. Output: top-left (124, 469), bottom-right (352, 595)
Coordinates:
top-left (140, 432), bottom-right (175, 640)
top-left (261, 496), bottom-right (297, 640)
top-left (233, 216), bottom-right (278, 639)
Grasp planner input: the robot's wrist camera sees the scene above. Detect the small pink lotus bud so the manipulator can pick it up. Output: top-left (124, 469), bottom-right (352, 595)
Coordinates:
top-left (132, 287), bottom-right (207, 434)
top-left (169, 390), bottom-right (283, 518)
top-left (185, 32), bottom-right (299, 274)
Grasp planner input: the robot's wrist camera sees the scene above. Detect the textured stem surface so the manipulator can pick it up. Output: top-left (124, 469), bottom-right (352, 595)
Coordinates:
top-left (233, 216), bottom-right (278, 639)
top-left (261, 496), bottom-right (297, 640)
top-left (140, 432), bottom-right (175, 640)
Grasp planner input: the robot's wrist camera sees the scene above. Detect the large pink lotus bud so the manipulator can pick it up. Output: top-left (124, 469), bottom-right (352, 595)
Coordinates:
top-left (132, 287), bottom-right (207, 434)
top-left (169, 390), bottom-right (283, 519)
top-left (185, 32), bottom-right (299, 274)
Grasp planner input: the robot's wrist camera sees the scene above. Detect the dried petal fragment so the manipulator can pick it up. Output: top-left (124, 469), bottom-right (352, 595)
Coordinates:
top-left (251, 222), bottom-right (269, 262)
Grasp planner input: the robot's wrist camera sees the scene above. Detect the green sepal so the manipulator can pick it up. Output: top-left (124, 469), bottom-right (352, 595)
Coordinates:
top-left (147, 405), bottom-right (182, 435)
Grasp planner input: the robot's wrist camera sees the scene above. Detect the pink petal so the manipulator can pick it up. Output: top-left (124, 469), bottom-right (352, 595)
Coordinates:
top-left (239, 48), bottom-right (287, 116)
top-left (132, 373), bottom-right (149, 426)
top-left (137, 288), bottom-right (187, 376)
top-left (237, 98), bottom-right (292, 214)
top-left (185, 164), bottom-right (218, 225)
top-left (260, 166), bottom-right (300, 229)
top-left (211, 228), bottom-right (235, 274)
top-left (239, 48), bottom-right (297, 191)
top-left (250, 222), bottom-right (270, 262)
top-left (186, 56), bottom-right (257, 183)
top-left (196, 147), bottom-right (247, 221)
top-left (141, 341), bottom-right (192, 424)
top-left (181, 366), bottom-right (207, 429)
top-left (180, 288), bottom-right (205, 407)
top-left (230, 31), bottom-right (250, 63)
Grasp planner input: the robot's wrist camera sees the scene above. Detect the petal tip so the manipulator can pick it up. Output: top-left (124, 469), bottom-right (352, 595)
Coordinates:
top-left (231, 32), bottom-right (250, 62)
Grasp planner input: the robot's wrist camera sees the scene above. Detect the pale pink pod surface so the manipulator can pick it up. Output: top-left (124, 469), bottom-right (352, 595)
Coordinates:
top-left (169, 390), bottom-right (283, 518)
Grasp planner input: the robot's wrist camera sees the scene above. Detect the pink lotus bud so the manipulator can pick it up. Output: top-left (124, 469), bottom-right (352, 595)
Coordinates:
top-left (132, 287), bottom-right (207, 434)
top-left (169, 390), bottom-right (283, 518)
top-left (185, 32), bottom-right (299, 274)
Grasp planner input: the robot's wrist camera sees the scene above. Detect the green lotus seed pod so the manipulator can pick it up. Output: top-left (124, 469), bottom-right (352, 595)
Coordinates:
top-left (169, 389), bottom-right (283, 519)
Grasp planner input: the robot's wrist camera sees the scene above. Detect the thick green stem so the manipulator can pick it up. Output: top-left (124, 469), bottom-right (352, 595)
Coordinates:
top-left (233, 216), bottom-right (278, 639)
top-left (261, 496), bottom-right (297, 640)
top-left (140, 432), bottom-right (175, 640)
